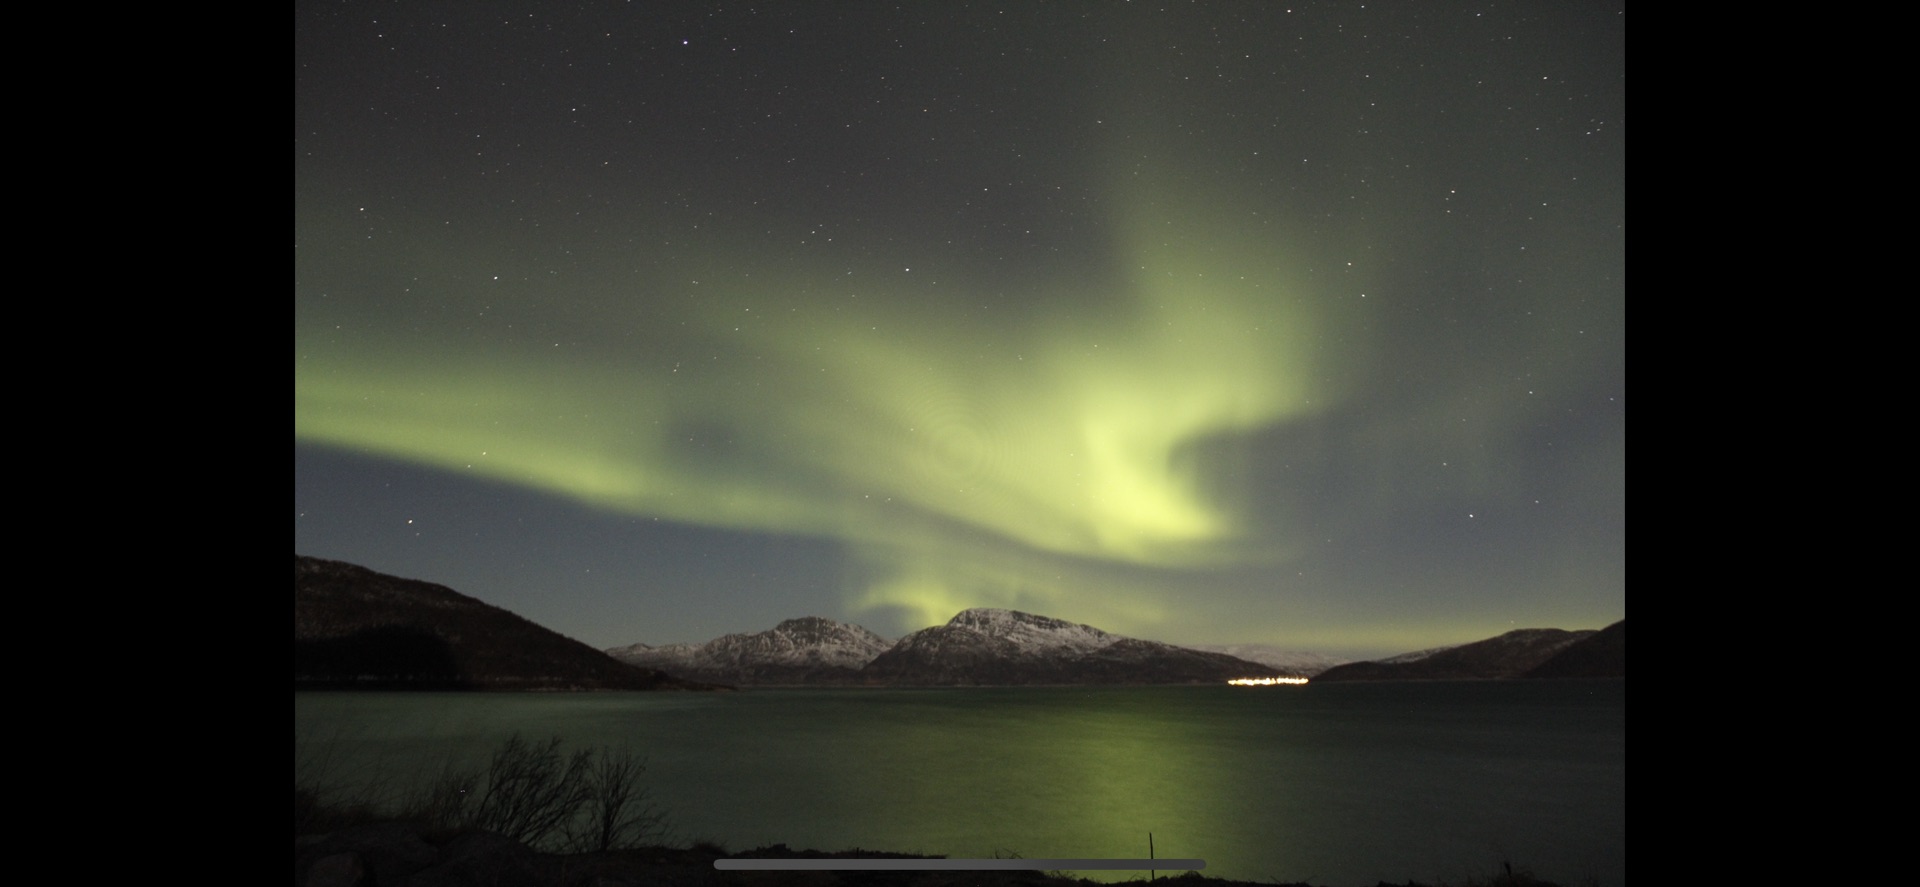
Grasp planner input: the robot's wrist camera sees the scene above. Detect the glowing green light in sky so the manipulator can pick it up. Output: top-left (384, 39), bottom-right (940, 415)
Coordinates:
top-left (295, 4), bottom-right (1627, 654)
top-left (296, 149), bottom-right (1366, 638)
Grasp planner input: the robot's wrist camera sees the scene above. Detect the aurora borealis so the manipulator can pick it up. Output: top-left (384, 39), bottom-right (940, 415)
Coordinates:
top-left (295, 2), bottom-right (1623, 657)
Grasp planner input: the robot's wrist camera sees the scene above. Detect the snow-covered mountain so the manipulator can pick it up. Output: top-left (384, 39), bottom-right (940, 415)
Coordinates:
top-left (1378, 643), bottom-right (1461, 664)
top-left (606, 616), bottom-right (892, 685)
top-left (610, 608), bottom-right (1299, 687)
top-left (860, 608), bottom-right (1290, 686)
top-left (1186, 644), bottom-right (1351, 677)
top-left (945, 608), bottom-right (1120, 655)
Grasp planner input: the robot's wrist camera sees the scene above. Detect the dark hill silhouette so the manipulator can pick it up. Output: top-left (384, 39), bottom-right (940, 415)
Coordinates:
top-left (1315, 627), bottom-right (1608, 681)
top-left (1523, 619), bottom-right (1625, 678)
top-left (294, 555), bottom-right (719, 690)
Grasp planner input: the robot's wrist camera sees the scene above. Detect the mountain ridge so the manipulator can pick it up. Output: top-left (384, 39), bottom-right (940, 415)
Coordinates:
top-left (298, 555), bottom-right (1619, 689)
top-left (608, 616), bottom-right (892, 685)
top-left (1313, 624), bottom-right (1622, 681)
top-left (1523, 619), bottom-right (1626, 678)
top-left (294, 555), bottom-right (718, 691)
top-left (612, 607), bottom-right (1298, 687)
top-left (863, 608), bottom-right (1290, 686)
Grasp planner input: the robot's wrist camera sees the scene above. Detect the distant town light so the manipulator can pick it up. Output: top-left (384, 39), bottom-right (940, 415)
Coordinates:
top-left (1227, 676), bottom-right (1308, 686)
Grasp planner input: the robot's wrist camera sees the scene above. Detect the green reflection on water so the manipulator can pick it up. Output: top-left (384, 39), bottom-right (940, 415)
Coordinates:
top-left (297, 683), bottom-right (1624, 886)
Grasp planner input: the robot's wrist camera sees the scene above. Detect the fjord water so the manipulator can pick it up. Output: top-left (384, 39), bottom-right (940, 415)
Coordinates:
top-left (296, 681), bottom-right (1624, 886)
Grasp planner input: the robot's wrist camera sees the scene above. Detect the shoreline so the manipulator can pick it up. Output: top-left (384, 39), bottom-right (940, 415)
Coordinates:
top-left (296, 820), bottom-right (1570, 887)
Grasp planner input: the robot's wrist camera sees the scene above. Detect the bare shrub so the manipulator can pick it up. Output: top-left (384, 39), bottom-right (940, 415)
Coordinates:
top-left (405, 756), bottom-right (482, 834)
top-left (474, 736), bottom-right (595, 846)
top-left (409, 734), bottom-right (669, 851)
top-left (296, 728), bottom-right (406, 835)
top-left (562, 746), bottom-right (671, 852)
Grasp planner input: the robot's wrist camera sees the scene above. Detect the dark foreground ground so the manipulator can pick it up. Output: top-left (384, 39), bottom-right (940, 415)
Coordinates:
top-left (295, 821), bottom-right (1569, 887)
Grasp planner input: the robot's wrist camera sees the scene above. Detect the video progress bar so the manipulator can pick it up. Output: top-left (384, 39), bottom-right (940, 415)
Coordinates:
top-left (715, 858), bottom-right (1205, 871)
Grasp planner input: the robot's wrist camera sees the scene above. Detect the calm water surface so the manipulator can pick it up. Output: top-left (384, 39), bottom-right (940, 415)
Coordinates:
top-left (295, 681), bottom-right (1624, 886)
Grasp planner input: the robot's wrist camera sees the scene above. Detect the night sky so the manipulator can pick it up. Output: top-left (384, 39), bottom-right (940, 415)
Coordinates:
top-left (295, 2), bottom-right (1623, 659)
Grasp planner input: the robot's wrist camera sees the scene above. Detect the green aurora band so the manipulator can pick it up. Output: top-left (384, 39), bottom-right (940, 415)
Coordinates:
top-left (297, 4), bottom-right (1623, 656)
top-left (296, 161), bottom-right (1380, 636)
